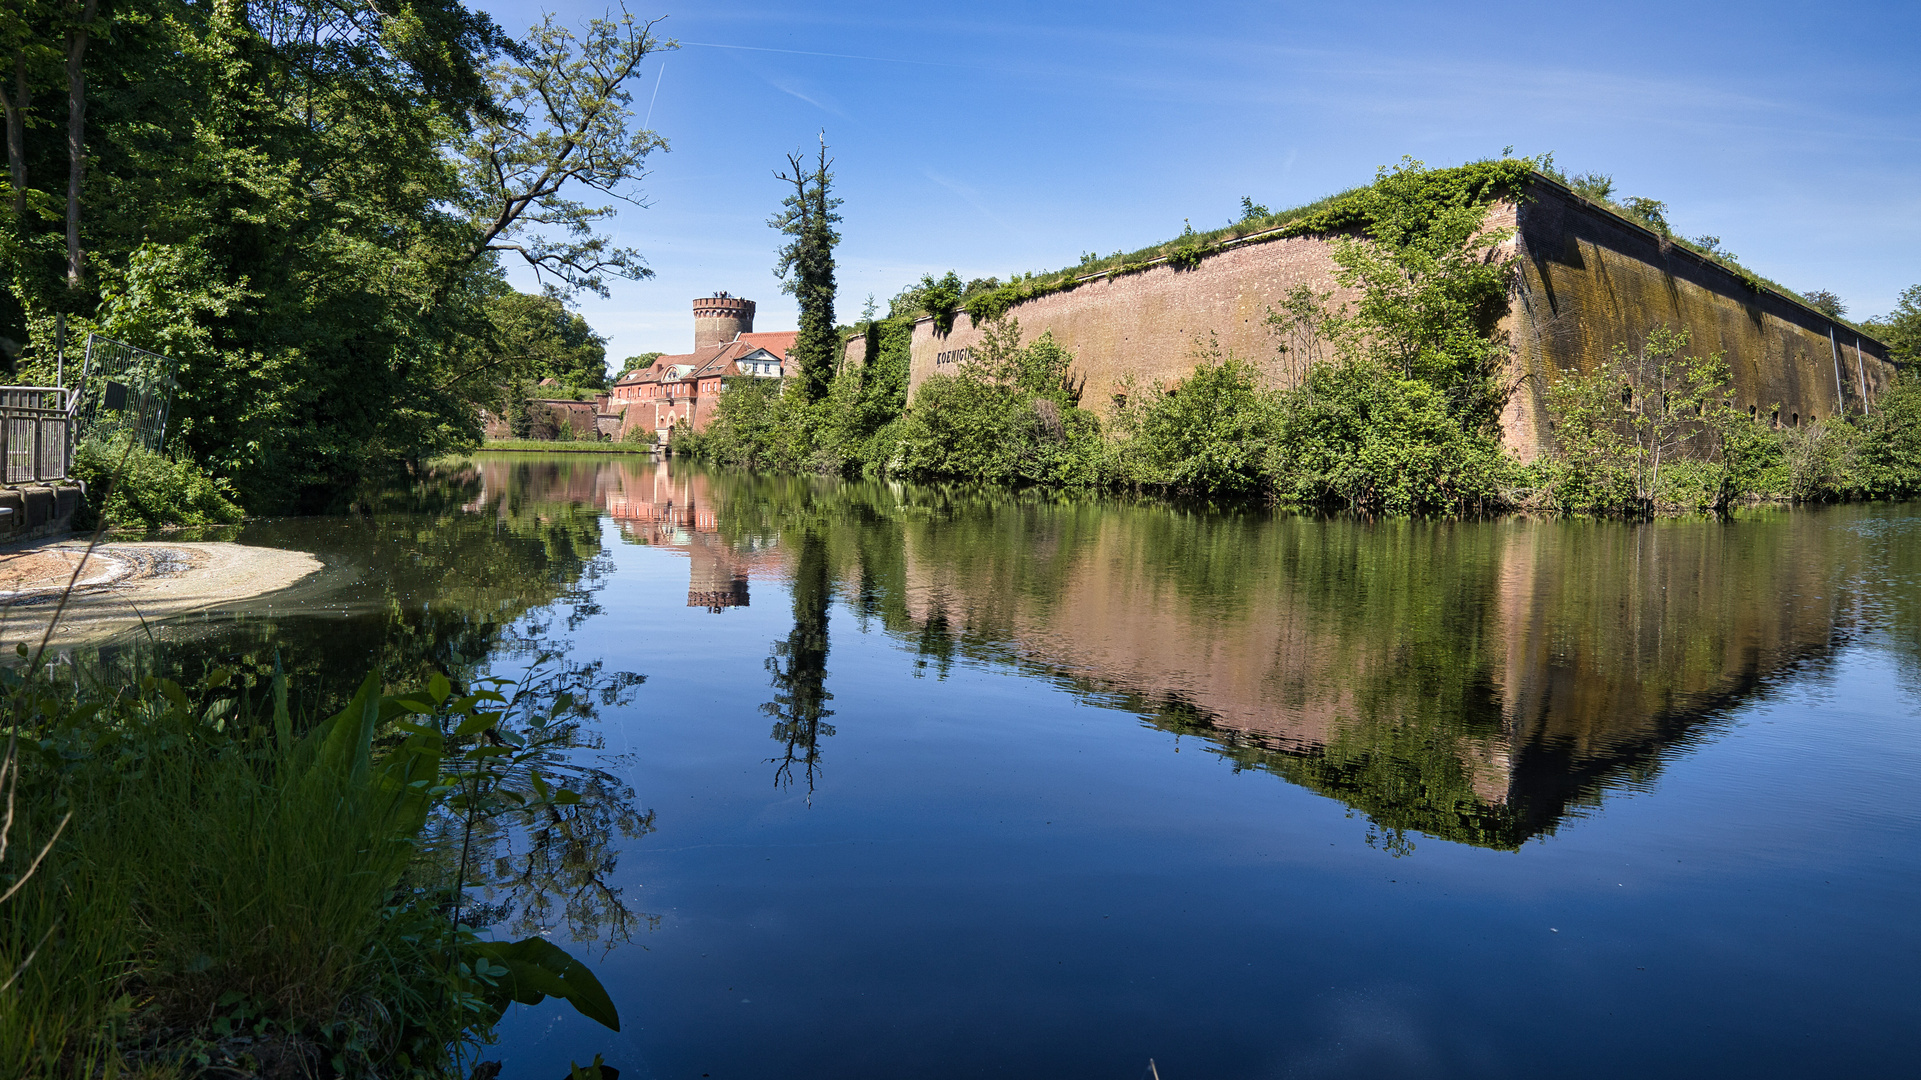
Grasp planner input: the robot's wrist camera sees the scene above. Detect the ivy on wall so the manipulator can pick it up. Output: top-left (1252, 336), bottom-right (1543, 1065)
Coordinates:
top-left (895, 157), bottom-right (1542, 334)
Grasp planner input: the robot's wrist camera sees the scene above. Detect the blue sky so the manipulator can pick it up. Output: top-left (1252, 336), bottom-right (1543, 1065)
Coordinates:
top-left (469, 0), bottom-right (1920, 363)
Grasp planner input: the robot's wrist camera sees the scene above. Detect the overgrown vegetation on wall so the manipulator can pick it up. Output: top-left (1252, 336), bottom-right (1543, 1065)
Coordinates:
top-left (878, 156), bottom-right (1539, 333)
top-left (680, 156), bottom-right (1920, 517)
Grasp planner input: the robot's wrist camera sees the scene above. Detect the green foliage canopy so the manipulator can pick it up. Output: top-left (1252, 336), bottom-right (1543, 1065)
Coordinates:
top-left (0, 0), bottom-right (663, 513)
top-left (474, 288), bottom-right (609, 391)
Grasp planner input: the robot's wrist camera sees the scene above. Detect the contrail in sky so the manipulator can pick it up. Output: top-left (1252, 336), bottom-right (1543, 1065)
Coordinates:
top-left (643, 61), bottom-right (665, 130)
top-left (681, 41), bottom-right (970, 69)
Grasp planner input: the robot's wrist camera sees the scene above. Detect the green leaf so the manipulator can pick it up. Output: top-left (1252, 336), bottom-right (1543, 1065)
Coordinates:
top-left (429, 672), bottom-right (452, 704)
top-left (467, 937), bottom-right (621, 1031)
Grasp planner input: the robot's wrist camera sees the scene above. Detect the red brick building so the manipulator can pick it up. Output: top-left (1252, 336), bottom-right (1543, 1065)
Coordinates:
top-left (610, 294), bottom-right (795, 442)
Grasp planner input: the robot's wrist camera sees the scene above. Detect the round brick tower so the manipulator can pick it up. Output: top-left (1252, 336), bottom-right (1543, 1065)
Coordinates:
top-left (693, 293), bottom-right (755, 350)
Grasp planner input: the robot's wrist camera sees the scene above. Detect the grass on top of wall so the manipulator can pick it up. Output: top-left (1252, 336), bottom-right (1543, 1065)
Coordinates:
top-left (880, 157), bottom-right (1541, 333)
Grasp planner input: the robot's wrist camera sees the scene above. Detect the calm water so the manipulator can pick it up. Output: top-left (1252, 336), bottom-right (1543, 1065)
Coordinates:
top-left (74, 454), bottom-right (1921, 1078)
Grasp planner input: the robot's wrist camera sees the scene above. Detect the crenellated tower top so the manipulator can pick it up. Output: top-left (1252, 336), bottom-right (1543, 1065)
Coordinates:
top-left (693, 293), bottom-right (755, 349)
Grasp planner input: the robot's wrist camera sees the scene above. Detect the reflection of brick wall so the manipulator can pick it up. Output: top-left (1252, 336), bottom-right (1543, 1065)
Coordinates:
top-left (894, 179), bottom-right (1898, 459)
top-left (891, 507), bottom-right (1855, 820)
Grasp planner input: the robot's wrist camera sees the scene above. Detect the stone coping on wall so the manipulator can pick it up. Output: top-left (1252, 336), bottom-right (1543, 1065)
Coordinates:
top-left (0, 483), bottom-right (84, 546)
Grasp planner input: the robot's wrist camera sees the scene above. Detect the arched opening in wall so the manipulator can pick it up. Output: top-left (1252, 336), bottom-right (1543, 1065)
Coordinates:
top-left (1748, 404), bottom-right (1757, 420)
top-left (1771, 408), bottom-right (1780, 428)
top-left (1791, 412), bottom-right (1800, 428)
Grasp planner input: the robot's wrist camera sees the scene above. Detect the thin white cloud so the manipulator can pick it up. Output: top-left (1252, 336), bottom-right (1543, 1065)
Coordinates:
top-left (922, 170), bottom-right (1020, 235)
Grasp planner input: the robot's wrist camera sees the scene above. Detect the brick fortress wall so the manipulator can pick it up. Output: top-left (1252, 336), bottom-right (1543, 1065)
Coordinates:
top-left (888, 178), bottom-right (1899, 459)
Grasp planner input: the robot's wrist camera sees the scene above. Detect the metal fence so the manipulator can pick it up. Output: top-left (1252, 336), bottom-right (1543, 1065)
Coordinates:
top-left (0, 387), bottom-right (73, 484)
top-left (71, 334), bottom-right (176, 453)
top-left (0, 334), bottom-right (178, 485)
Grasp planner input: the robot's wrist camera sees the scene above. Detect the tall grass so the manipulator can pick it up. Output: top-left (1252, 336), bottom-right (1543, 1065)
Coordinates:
top-left (0, 661), bottom-right (624, 1078)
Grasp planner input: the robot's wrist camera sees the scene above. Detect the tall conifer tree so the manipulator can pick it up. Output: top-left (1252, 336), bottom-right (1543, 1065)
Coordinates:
top-left (771, 133), bottom-right (842, 403)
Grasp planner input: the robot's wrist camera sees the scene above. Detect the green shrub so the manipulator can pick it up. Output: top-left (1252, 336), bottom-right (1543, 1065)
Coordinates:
top-left (1111, 349), bottom-right (1277, 498)
top-left (71, 439), bottom-right (245, 531)
top-left (1857, 375), bottom-right (1921, 497)
top-left (893, 319), bottom-right (1106, 488)
top-left (1270, 359), bottom-right (1514, 514)
top-left (0, 665), bottom-right (622, 1078)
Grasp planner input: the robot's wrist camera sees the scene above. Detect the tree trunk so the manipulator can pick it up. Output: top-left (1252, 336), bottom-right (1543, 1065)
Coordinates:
top-left (65, 0), bottom-right (97, 290)
top-left (1, 53), bottom-right (27, 221)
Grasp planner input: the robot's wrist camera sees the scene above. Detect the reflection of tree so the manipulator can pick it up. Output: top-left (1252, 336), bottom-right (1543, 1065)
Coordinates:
top-left (764, 530), bottom-right (835, 795)
top-left (684, 458), bottom-right (1879, 853)
top-left (61, 455), bottom-right (657, 945)
top-left (429, 655), bottom-right (657, 945)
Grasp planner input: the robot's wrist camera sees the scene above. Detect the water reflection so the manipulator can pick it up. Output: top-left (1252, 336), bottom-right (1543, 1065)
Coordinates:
top-left (878, 503), bottom-right (1887, 850)
top-left (765, 530), bottom-right (835, 795)
top-left (591, 460), bottom-right (1906, 853)
top-left (435, 455), bottom-right (1919, 851)
top-left (426, 457), bottom-right (1921, 1080)
top-left (69, 453), bottom-right (1921, 864)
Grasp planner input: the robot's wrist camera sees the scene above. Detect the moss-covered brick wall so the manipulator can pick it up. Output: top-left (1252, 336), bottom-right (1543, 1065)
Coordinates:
top-left (898, 175), bottom-right (1899, 459)
top-left (1505, 178), bottom-right (1895, 456)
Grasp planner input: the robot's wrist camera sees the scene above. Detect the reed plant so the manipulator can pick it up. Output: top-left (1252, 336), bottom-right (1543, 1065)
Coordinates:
top-left (0, 659), bottom-right (621, 1078)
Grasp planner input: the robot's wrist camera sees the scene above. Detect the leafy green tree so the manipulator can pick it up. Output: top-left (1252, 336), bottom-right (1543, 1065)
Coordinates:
top-left (0, 1), bottom-right (686, 510)
top-left (1868, 283), bottom-right (1920, 363)
top-left (899, 270), bottom-right (961, 330)
top-left (1857, 375), bottom-right (1921, 497)
top-left (459, 8), bottom-right (671, 297)
top-left (473, 288), bottom-right (608, 390)
top-left (615, 351), bottom-right (662, 380)
top-left (1619, 196), bottom-right (1670, 234)
top-left (1802, 289), bottom-right (1846, 318)
top-left (1566, 171), bottom-right (1614, 200)
top-left (770, 134), bottom-right (841, 402)
top-left (0, 1), bottom-right (525, 508)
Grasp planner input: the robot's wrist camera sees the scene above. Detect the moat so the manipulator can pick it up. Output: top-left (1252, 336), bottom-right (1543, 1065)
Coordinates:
top-left (67, 453), bottom-right (1921, 1079)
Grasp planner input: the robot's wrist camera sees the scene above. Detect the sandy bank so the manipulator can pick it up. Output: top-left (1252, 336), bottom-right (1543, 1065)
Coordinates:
top-left (0, 540), bottom-right (323, 646)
